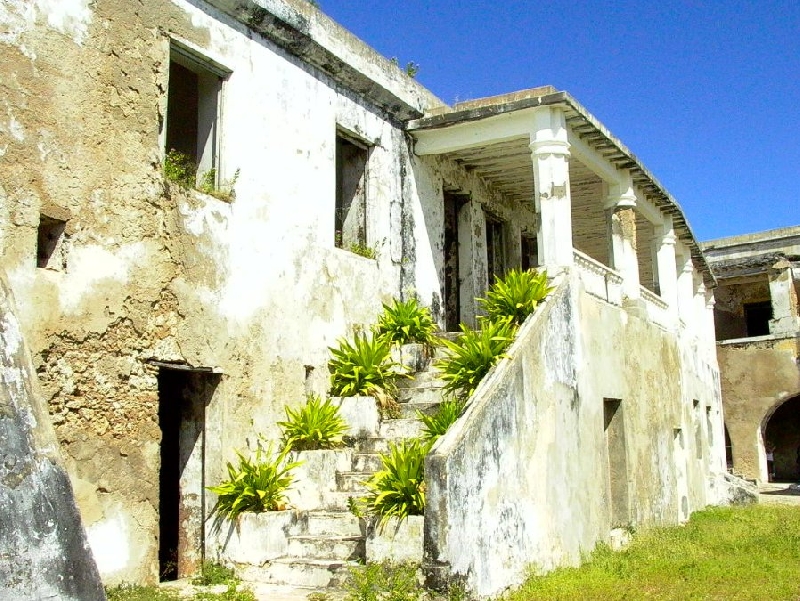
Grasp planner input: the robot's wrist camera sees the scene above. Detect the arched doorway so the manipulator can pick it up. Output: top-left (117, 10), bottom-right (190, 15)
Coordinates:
top-left (764, 395), bottom-right (800, 482)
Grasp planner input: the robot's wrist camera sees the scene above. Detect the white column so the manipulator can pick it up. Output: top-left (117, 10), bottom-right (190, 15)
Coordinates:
top-left (705, 288), bottom-right (718, 354)
top-left (654, 218), bottom-right (679, 317)
top-left (676, 246), bottom-right (695, 327)
top-left (605, 173), bottom-right (640, 300)
top-left (530, 107), bottom-right (573, 270)
top-left (694, 278), bottom-right (707, 341)
top-left (768, 259), bottom-right (800, 335)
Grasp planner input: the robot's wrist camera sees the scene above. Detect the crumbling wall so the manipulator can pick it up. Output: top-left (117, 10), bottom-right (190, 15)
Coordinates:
top-left (425, 271), bottom-right (725, 597)
top-left (0, 272), bottom-right (105, 601)
top-left (1, 0), bottom-right (430, 584)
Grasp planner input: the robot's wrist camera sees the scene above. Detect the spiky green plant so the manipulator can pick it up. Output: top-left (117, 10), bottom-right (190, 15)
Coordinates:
top-left (479, 268), bottom-right (554, 326)
top-left (207, 440), bottom-right (300, 528)
top-left (436, 317), bottom-right (517, 399)
top-left (362, 438), bottom-right (430, 530)
top-left (375, 298), bottom-right (438, 347)
top-left (278, 394), bottom-right (348, 451)
top-left (328, 332), bottom-right (406, 416)
top-left (417, 398), bottom-right (466, 444)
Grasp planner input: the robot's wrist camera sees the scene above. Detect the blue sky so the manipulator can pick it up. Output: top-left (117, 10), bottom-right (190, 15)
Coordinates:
top-left (318, 1), bottom-right (799, 241)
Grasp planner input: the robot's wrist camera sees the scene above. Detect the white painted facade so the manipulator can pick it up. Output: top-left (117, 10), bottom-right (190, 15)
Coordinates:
top-left (0, 0), bottom-right (725, 591)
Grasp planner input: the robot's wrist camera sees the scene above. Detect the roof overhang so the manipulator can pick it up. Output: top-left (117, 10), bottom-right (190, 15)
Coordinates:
top-left (408, 89), bottom-right (716, 287)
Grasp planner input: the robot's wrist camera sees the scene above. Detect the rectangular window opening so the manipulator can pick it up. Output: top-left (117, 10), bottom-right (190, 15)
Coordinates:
top-left (335, 131), bottom-right (369, 250)
top-left (743, 301), bottom-right (772, 337)
top-left (693, 399), bottom-right (703, 459)
top-left (37, 215), bottom-right (67, 271)
top-left (165, 46), bottom-right (224, 187)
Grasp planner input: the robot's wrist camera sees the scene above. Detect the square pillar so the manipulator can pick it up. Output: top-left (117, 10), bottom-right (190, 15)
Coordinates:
top-left (457, 200), bottom-right (487, 329)
top-left (605, 173), bottom-right (640, 300)
top-left (676, 246), bottom-right (695, 327)
top-left (768, 260), bottom-right (800, 335)
top-left (654, 219), bottom-right (679, 317)
top-left (530, 107), bottom-right (573, 270)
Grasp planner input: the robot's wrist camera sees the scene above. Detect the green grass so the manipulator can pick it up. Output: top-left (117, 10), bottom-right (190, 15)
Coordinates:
top-left (509, 504), bottom-right (800, 601)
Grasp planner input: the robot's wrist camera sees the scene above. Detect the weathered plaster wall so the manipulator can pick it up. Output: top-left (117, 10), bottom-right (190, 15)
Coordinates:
top-left (0, 271), bottom-right (105, 601)
top-left (713, 276), bottom-right (771, 340)
top-left (425, 271), bottom-right (724, 597)
top-left (408, 153), bottom-right (537, 328)
top-left (0, 0), bottom-right (447, 584)
top-left (717, 336), bottom-right (800, 480)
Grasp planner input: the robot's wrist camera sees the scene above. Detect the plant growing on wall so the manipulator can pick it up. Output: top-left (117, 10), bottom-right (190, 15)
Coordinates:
top-left (278, 394), bottom-right (348, 451)
top-left (207, 439), bottom-right (300, 528)
top-left (417, 398), bottom-right (466, 444)
top-left (436, 317), bottom-right (517, 399)
top-left (163, 149), bottom-right (197, 188)
top-left (478, 268), bottom-right (554, 326)
top-left (374, 298), bottom-right (438, 347)
top-left (328, 332), bottom-right (406, 416)
top-left (348, 242), bottom-right (377, 259)
top-left (360, 438), bottom-right (429, 529)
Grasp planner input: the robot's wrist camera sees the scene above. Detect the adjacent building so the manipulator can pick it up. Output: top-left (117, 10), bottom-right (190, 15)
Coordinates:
top-left (702, 227), bottom-right (800, 483)
top-left (1, 0), bottom-right (729, 595)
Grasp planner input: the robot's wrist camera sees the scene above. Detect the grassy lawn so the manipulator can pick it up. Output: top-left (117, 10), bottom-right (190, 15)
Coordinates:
top-left (509, 504), bottom-right (800, 601)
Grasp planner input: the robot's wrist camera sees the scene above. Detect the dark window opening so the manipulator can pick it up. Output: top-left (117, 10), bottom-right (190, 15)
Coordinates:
top-left (693, 399), bottom-right (703, 459)
top-left (521, 234), bottom-right (538, 271)
top-left (335, 132), bottom-right (369, 249)
top-left (724, 425), bottom-right (733, 471)
top-left (37, 215), bottom-right (67, 270)
top-left (165, 48), bottom-right (223, 186)
top-left (744, 301), bottom-right (772, 337)
top-left (485, 214), bottom-right (506, 285)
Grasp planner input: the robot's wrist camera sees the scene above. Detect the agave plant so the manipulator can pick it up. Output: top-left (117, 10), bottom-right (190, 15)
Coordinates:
top-left (361, 438), bottom-right (430, 530)
top-left (207, 440), bottom-right (300, 529)
top-left (479, 268), bottom-right (554, 326)
top-left (436, 317), bottom-right (517, 398)
top-left (418, 398), bottom-right (466, 443)
top-left (278, 394), bottom-right (348, 451)
top-left (328, 332), bottom-right (406, 416)
top-left (374, 297), bottom-right (438, 347)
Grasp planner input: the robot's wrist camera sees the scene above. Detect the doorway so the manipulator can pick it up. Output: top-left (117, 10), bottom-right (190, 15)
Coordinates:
top-left (443, 192), bottom-right (466, 331)
top-left (603, 399), bottom-right (629, 527)
top-left (158, 366), bottom-right (220, 581)
top-left (763, 395), bottom-right (800, 482)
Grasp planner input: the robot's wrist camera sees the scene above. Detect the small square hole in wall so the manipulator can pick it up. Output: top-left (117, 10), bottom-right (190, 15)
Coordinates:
top-left (37, 215), bottom-right (67, 270)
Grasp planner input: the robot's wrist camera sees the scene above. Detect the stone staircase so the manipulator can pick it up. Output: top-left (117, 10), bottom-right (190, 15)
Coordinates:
top-left (230, 343), bottom-right (449, 590)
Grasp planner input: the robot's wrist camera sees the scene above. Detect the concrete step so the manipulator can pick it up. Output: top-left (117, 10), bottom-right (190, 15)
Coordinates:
top-left (242, 558), bottom-right (355, 588)
top-left (352, 453), bottom-right (383, 472)
top-left (317, 491), bottom-right (365, 511)
top-left (397, 387), bottom-right (444, 406)
top-left (301, 511), bottom-right (364, 537)
top-left (380, 418), bottom-right (423, 440)
top-left (398, 401), bottom-right (441, 419)
top-left (336, 471), bottom-right (370, 493)
top-left (286, 535), bottom-right (365, 561)
top-left (398, 370), bottom-right (445, 389)
top-left (353, 437), bottom-right (390, 453)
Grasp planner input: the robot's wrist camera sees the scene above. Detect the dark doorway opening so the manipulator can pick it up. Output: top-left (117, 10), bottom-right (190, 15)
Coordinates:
top-left (604, 398), bottom-right (629, 527)
top-left (443, 192), bottom-right (466, 331)
top-left (764, 396), bottom-right (800, 482)
top-left (158, 367), bottom-right (220, 581)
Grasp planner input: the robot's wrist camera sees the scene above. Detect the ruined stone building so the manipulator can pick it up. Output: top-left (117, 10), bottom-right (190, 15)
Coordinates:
top-left (1, 0), bottom-right (729, 596)
top-left (702, 227), bottom-right (800, 483)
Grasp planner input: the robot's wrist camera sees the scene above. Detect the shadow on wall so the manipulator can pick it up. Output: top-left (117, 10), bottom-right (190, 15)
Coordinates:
top-left (0, 272), bottom-right (106, 600)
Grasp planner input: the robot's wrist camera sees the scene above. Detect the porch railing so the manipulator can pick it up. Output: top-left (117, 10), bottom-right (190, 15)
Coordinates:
top-left (573, 249), bottom-right (623, 306)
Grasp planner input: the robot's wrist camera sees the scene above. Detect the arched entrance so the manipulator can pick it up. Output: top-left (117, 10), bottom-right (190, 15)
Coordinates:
top-left (763, 395), bottom-right (800, 482)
